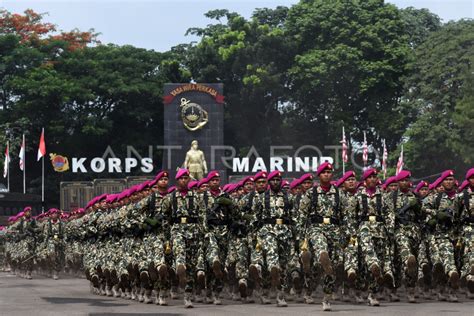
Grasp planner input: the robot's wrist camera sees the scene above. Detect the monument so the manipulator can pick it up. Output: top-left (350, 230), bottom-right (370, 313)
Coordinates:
top-left (162, 83), bottom-right (226, 180)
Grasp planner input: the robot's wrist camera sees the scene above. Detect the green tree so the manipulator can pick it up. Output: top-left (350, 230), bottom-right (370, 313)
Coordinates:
top-left (402, 20), bottom-right (474, 176)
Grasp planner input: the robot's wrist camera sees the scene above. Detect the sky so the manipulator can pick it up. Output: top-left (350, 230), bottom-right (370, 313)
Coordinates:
top-left (1, 0), bottom-right (473, 52)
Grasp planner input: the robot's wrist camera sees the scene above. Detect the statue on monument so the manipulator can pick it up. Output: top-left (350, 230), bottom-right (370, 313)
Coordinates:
top-left (182, 140), bottom-right (208, 180)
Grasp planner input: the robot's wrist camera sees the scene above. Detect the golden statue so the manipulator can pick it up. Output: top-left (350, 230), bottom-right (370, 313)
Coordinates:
top-left (183, 140), bottom-right (208, 180)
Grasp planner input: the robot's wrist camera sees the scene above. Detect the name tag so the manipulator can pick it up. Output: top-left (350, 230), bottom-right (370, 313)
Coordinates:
top-left (276, 218), bottom-right (283, 225)
top-left (180, 217), bottom-right (187, 224)
top-left (323, 217), bottom-right (331, 224)
top-left (369, 215), bottom-right (376, 223)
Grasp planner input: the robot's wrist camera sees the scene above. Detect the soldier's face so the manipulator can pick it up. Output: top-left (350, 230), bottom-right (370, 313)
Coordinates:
top-left (343, 177), bottom-right (357, 191)
top-left (388, 183), bottom-right (399, 192)
top-left (319, 170), bottom-right (333, 185)
top-left (398, 179), bottom-right (410, 191)
top-left (238, 187), bottom-right (245, 196)
top-left (365, 174), bottom-right (378, 188)
top-left (301, 180), bottom-right (313, 192)
top-left (159, 177), bottom-right (169, 188)
top-left (209, 177), bottom-right (220, 190)
top-left (419, 187), bottom-right (429, 198)
top-left (177, 175), bottom-right (190, 189)
top-left (469, 178), bottom-right (474, 187)
top-left (442, 176), bottom-right (455, 191)
top-left (192, 143), bottom-right (198, 150)
top-left (269, 177), bottom-right (282, 191)
top-left (436, 186), bottom-right (445, 193)
top-left (244, 181), bottom-right (254, 192)
top-left (201, 183), bottom-right (209, 192)
top-left (255, 179), bottom-right (267, 192)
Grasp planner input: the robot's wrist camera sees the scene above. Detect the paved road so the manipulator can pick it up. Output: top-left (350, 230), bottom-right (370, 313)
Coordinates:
top-left (0, 272), bottom-right (473, 315)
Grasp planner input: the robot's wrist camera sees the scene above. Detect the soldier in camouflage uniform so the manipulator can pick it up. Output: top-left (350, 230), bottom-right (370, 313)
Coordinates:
top-left (355, 168), bottom-right (395, 306)
top-left (161, 168), bottom-right (206, 308)
top-left (142, 171), bottom-right (171, 305)
top-left (298, 163), bottom-right (342, 311)
top-left (387, 170), bottom-right (423, 302)
top-left (338, 171), bottom-right (366, 304)
top-left (249, 170), bottom-right (298, 307)
top-left (422, 170), bottom-right (460, 302)
top-left (44, 208), bottom-right (65, 280)
top-left (202, 170), bottom-right (239, 304)
top-left (458, 168), bottom-right (474, 297)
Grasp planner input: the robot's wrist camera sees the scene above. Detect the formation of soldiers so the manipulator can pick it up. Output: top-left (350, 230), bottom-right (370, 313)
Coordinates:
top-left (1, 164), bottom-right (473, 311)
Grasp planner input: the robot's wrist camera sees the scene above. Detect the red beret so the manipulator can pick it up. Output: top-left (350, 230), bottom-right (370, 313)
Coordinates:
top-left (23, 206), bottom-right (32, 212)
top-left (242, 176), bottom-right (254, 184)
top-left (253, 171), bottom-right (268, 181)
top-left (155, 171), bottom-right (169, 181)
top-left (299, 173), bottom-right (313, 183)
top-left (362, 168), bottom-right (378, 181)
top-left (459, 180), bottom-right (469, 192)
top-left (289, 178), bottom-right (301, 190)
top-left (197, 177), bottom-right (209, 188)
top-left (175, 168), bottom-right (190, 180)
top-left (465, 168), bottom-right (474, 180)
top-left (414, 181), bottom-right (429, 193)
top-left (316, 162), bottom-right (333, 176)
top-left (267, 170), bottom-right (283, 181)
top-left (281, 180), bottom-right (290, 187)
top-left (206, 170), bottom-right (220, 180)
top-left (336, 170), bottom-right (356, 188)
top-left (188, 180), bottom-right (198, 190)
top-left (439, 170), bottom-right (455, 183)
top-left (382, 176), bottom-right (398, 190)
top-left (396, 170), bottom-right (411, 182)
top-left (167, 186), bottom-right (176, 194)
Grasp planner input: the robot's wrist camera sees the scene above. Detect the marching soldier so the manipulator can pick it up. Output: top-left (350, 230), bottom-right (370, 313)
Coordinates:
top-left (298, 162), bottom-right (342, 311)
top-left (422, 170), bottom-right (460, 301)
top-left (459, 168), bottom-right (474, 297)
top-left (355, 168), bottom-right (395, 306)
top-left (161, 168), bottom-right (206, 308)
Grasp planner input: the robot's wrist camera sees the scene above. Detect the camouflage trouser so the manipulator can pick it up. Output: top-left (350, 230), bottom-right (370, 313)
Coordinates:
top-left (359, 225), bottom-right (393, 293)
top-left (116, 236), bottom-right (134, 277)
top-left (205, 229), bottom-right (230, 293)
top-left (46, 239), bottom-right (64, 272)
top-left (171, 224), bottom-right (203, 293)
top-left (395, 225), bottom-right (421, 287)
top-left (301, 225), bottom-right (341, 294)
top-left (82, 239), bottom-right (97, 275)
top-left (254, 225), bottom-right (296, 292)
top-left (461, 226), bottom-right (474, 278)
top-left (142, 233), bottom-right (168, 291)
top-left (227, 236), bottom-right (250, 280)
top-left (429, 232), bottom-right (457, 285)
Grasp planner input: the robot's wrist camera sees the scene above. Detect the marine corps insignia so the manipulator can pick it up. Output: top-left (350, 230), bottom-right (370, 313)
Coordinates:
top-left (49, 153), bottom-right (69, 172)
top-left (180, 98), bottom-right (208, 131)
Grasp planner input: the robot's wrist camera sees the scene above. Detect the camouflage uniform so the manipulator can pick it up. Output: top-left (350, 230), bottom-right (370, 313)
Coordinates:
top-left (422, 191), bottom-right (459, 288)
top-left (298, 185), bottom-right (343, 295)
top-left (388, 190), bottom-right (422, 289)
top-left (458, 187), bottom-right (474, 280)
top-left (44, 218), bottom-right (65, 275)
top-left (161, 189), bottom-right (206, 294)
top-left (252, 188), bottom-right (298, 295)
top-left (356, 186), bottom-right (394, 294)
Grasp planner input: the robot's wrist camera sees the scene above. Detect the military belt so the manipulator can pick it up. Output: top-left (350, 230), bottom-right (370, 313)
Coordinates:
top-left (361, 215), bottom-right (383, 223)
top-left (173, 217), bottom-right (198, 224)
top-left (309, 215), bottom-right (339, 225)
top-left (262, 218), bottom-right (291, 225)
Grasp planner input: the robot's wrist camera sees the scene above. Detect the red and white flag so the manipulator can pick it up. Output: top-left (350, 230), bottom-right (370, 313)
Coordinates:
top-left (19, 134), bottom-right (25, 171)
top-left (382, 139), bottom-right (388, 179)
top-left (37, 128), bottom-right (46, 161)
top-left (3, 142), bottom-right (10, 178)
top-left (396, 145), bottom-right (404, 175)
top-left (341, 126), bottom-right (348, 163)
top-left (362, 131), bottom-right (368, 166)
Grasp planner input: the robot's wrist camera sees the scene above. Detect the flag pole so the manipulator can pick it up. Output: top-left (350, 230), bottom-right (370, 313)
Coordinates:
top-left (7, 141), bottom-right (9, 193)
top-left (342, 126), bottom-right (346, 174)
top-left (23, 134), bottom-right (26, 194)
top-left (42, 153), bottom-right (44, 213)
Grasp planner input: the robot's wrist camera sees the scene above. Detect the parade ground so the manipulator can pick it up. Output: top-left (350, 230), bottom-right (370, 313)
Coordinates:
top-left (0, 272), bottom-right (473, 316)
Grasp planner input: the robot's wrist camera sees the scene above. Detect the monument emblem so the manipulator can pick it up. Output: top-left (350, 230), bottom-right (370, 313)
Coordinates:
top-left (180, 98), bottom-right (208, 131)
